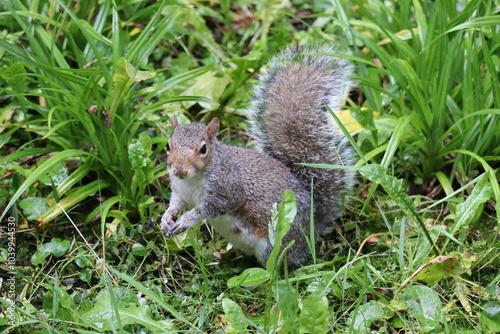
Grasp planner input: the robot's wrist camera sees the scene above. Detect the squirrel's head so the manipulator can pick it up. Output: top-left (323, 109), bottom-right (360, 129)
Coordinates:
top-left (166, 117), bottom-right (220, 179)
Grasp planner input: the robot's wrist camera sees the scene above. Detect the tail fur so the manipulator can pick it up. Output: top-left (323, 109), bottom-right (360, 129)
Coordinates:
top-left (249, 46), bottom-right (356, 231)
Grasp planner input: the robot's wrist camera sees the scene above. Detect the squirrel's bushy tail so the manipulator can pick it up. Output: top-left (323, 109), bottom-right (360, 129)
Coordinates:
top-left (249, 46), bottom-right (356, 231)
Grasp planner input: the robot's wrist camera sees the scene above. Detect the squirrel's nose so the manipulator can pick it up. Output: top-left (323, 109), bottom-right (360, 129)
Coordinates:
top-left (173, 165), bottom-right (188, 178)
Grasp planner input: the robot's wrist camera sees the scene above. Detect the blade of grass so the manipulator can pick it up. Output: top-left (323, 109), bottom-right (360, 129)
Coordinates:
top-left (359, 164), bottom-right (440, 256)
top-left (39, 179), bottom-right (112, 225)
top-left (107, 267), bottom-right (202, 332)
top-left (0, 149), bottom-right (89, 221)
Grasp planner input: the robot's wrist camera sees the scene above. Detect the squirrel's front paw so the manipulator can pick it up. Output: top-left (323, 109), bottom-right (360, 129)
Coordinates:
top-left (163, 210), bottom-right (198, 237)
top-left (161, 208), bottom-right (178, 236)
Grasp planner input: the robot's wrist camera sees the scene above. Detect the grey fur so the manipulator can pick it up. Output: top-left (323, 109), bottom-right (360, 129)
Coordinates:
top-left (162, 46), bottom-right (355, 267)
top-left (248, 45), bottom-right (356, 233)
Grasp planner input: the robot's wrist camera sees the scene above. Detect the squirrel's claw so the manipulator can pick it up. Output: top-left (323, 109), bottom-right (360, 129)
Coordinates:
top-left (161, 210), bottom-right (176, 236)
top-left (168, 223), bottom-right (185, 236)
top-left (161, 209), bottom-right (198, 237)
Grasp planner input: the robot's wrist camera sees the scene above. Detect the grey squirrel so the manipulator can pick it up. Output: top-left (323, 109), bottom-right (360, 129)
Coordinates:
top-left (161, 46), bottom-right (355, 267)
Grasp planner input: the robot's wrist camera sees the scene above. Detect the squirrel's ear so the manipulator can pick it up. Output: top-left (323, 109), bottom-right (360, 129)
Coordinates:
top-left (206, 118), bottom-right (220, 141)
top-left (171, 116), bottom-right (179, 129)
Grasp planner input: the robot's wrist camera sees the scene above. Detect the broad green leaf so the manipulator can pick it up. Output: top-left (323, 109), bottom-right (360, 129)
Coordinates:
top-left (299, 292), bottom-right (329, 334)
top-left (79, 268), bottom-right (93, 283)
top-left (19, 197), bottom-right (50, 220)
top-left (82, 294), bottom-right (177, 333)
top-left (31, 238), bottom-right (71, 265)
top-left (347, 301), bottom-right (385, 332)
top-left (480, 301), bottom-right (500, 333)
top-left (40, 280), bottom-right (81, 324)
top-left (223, 51), bottom-right (261, 94)
top-left (400, 285), bottom-right (442, 332)
top-left (181, 70), bottom-right (231, 110)
top-left (358, 115), bottom-right (412, 217)
top-left (350, 106), bottom-right (377, 131)
top-left (138, 195), bottom-right (155, 222)
top-left (275, 190), bottom-right (297, 242)
top-left (37, 162), bottom-right (68, 186)
top-left (413, 256), bottom-right (463, 285)
top-left (129, 132), bottom-right (155, 197)
top-left (1, 63), bottom-right (26, 94)
top-left (276, 281), bottom-right (299, 334)
top-left (124, 59), bottom-right (156, 82)
top-left (164, 227), bottom-right (197, 251)
top-left (266, 190), bottom-right (297, 272)
top-left (131, 243), bottom-right (148, 256)
top-left (75, 250), bottom-right (93, 268)
top-left (129, 140), bottom-right (148, 170)
top-left (222, 298), bottom-right (250, 334)
top-left (55, 158), bottom-right (95, 197)
top-left (108, 57), bottom-right (155, 116)
top-left (227, 267), bottom-right (271, 288)
top-left (142, 65), bottom-right (214, 101)
top-left (138, 130), bottom-right (153, 153)
top-left (0, 126), bottom-right (20, 150)
top-left (452, 173), bottom-right (492, 234)
top-left (107, 267), bottom-right (200, 329)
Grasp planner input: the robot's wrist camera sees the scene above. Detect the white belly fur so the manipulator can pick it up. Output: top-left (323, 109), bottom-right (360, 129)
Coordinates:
top-left (172, 176), bottom-right (270, 263)
top-left (209, 214), bottom-right (270, 265)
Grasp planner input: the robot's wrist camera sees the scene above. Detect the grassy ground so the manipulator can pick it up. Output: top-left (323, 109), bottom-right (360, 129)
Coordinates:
top-left (1, 0), bottom-right (499, 333)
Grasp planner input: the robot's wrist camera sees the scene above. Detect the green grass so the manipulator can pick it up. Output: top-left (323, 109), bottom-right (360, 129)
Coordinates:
top-left (1, 0), bottom-right (499, 333)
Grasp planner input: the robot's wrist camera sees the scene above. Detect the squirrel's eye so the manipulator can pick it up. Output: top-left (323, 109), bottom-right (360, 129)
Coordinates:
top-left (200, 144), bottom-right (207, 154)
top-left (166, 143), bottom-right (170, 151)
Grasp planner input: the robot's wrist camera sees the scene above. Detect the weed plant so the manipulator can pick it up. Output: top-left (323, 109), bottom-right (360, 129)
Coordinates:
top-left (0, 0), bottom-right (499, 333)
